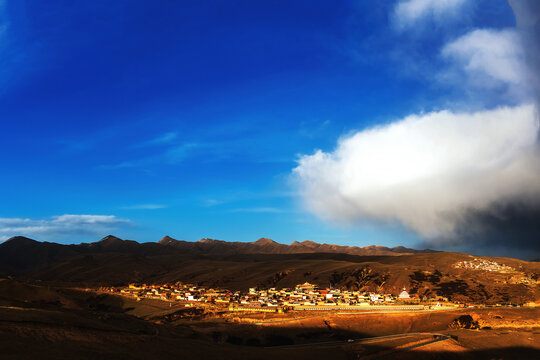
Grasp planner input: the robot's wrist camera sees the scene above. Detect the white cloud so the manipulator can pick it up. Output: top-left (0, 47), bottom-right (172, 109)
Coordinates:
top-left (441, 28), bottom-right (528, 96)
top-left (51, 214), bottom-right (127, 225)
top-left (0, 214), bottom-right (131, 241)
top-left (293, 104), bottom-right (540, 240)
top-left (392, 0), bottom-right (467, 30)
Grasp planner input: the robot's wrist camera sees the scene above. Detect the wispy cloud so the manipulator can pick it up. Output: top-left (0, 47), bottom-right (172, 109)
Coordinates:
top-left (228, 207), bottom-right (284, 214)
top-left (202, 198), bottom-right (226, 207)
top-left (392, 0), bottom-right (468, 30)
top-left (200, 190), bottom-right (298, 208)
top-left (0, 214), bottom-right (131, 241)
top-left (98, 161), bottom-right (140, 170)
top-left (164, 142), bottom-right (202, 162)
top-left (120, 204), bottom-right (167, 210)
top-left (440, 28), bottom-right (529, 100)
top-left (0, 0), bottom-right (11, 86)
top-left (99, 142), bottom-right (203, 169)
top-left (0, 0), bottom-right (7, 31)
top-left (0, 1), bottom-right (49, 95)
top-left (299, 119), bottom-right (331, 138)
top-left (151, 132), bottom-right (177, 144)
top-left (135, 132), bottom-right (178, 148)
top-left (388, 1), bottom-right (531, 106)
top-left (99, 121), bottom-right (299, 171)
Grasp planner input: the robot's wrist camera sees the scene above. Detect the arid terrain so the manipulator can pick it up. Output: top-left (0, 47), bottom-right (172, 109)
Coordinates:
top-left (0, 236), bottom-right (539, 359)
top-left (4, 0), bottom-right (540, 359)
top-left (0, 277), bottom-right (538, 359)
top-left (1, 236), bottom-right (538, 305)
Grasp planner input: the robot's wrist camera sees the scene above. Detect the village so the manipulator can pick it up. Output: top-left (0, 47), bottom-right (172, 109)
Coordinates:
top-left (105, 281), bottom-right (458, 313)
top-left (454, 258), bottom-right (516, 273)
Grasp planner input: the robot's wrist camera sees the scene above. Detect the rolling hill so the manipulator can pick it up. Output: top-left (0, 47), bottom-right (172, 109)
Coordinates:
top-left (0, 235), bottom-right (538, 304)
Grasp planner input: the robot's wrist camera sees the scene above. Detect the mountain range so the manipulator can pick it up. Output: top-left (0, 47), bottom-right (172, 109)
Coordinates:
top-left (1, 235), bottom-right (538, 305)
top-left (0, 235), bottom-right (434, 275)
top-left (159, 236), bottom-right (436, 256)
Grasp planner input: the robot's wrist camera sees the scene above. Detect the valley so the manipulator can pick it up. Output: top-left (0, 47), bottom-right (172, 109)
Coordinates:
top-left (0, 235), bottom-right (538, 359)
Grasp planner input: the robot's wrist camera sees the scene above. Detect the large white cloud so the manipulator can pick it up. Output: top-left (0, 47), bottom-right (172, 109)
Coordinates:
top-left (0, 214), bottom-right (131, 241)
top-left (293, 104), bottom-right (540, 239)
top-left (392, 0), bottom-right (468, 30)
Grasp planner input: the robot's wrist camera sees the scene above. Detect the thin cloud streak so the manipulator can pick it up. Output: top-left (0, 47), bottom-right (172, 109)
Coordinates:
top-left (228, 207), bottom-right (285, 214)
top-left (99, 142), bottom-right (202, 169)
top-left (392, 0), bottom-right (468, 30)
top-left (134, 132), bottom-right (178, 148)
top-left (120, 204), bottom-right (167, 210)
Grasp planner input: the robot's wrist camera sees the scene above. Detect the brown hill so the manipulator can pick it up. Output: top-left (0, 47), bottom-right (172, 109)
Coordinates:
top-left (2, 276), bottom-right (538, 360)
top-left (155, 235), bottom-right (435, 256)
top-left (1, 235), bottom-right (538, 304)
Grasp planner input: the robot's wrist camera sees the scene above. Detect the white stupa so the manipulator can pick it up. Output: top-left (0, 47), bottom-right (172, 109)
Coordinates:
top-left (398, 288), bottom-right (410, 299)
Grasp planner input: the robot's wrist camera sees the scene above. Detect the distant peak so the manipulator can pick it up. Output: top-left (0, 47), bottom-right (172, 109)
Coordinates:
top-left (98, 235), bottom-right (123, 243)
top-left (300, 240), bottom-right (320, 248)
top-left (253, 238), bottom-right (277, 246)
top-left (158, 236), bottom-right (176, 244)
top-left (2, 236), bottom-right (39, 245)
top-left (290, 241), bottom-right (302, 246)
top-left (390, 246), bottom-right (410, 253)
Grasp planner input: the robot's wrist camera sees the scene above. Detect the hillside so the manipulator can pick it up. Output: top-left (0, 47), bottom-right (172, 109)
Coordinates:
top-left (1, 276), bottom-right (538, 360)
top-left (157, 236), bottom-right (435, 256)
top-left (0, 235), bottom-right (433, 275)
top-left (0, 236), bottom-right (538, 304)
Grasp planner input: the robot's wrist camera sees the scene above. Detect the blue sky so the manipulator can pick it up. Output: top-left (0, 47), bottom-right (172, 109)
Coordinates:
top-left (3, 0), bottom-right (538, 257)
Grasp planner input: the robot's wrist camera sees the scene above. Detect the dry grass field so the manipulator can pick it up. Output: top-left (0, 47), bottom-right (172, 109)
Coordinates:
top-left (1, 278), bottom-right (538, 360)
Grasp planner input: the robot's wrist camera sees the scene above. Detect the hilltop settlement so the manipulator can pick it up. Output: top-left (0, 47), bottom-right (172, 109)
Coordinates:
top-left (99, 255), bottom-right (539, 312)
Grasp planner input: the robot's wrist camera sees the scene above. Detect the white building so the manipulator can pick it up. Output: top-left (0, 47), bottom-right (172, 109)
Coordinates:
top-left (399, 288), bottom-right (410, 299)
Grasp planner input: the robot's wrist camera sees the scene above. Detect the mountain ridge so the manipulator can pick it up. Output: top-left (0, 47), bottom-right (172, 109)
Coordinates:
top-left (1, 234), bottom-right (437, 257)
top-left (0, 234), bottom-right (436, 277)
top-left (1, 235), bottom-right (538, 305)
top-left (148, 235), bottom-right (437, 256)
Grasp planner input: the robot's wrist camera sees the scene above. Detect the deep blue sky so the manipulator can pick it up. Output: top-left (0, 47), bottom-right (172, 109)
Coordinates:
top-left (0, 1), bottom-right (519, 248)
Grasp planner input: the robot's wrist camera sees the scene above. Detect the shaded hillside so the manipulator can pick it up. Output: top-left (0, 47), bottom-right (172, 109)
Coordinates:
top-left (158, 236), bottom-right (436, 256)
top-left (0, 235), bottom-right (170, 275)
top-left (0, 235), bottom-right (434, 276)
top-left (0, 236), bottom-right (538, 304)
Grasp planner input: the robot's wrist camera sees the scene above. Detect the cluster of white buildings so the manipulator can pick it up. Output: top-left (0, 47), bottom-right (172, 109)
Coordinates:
top-left (454, 258), bottom-right (515, 273)
top-left (110, 283), bottom-right (235, 304)
top-left (243, 282), bottom-right (410, 308)
top-left (107, 281), bottom-right (430, 311)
